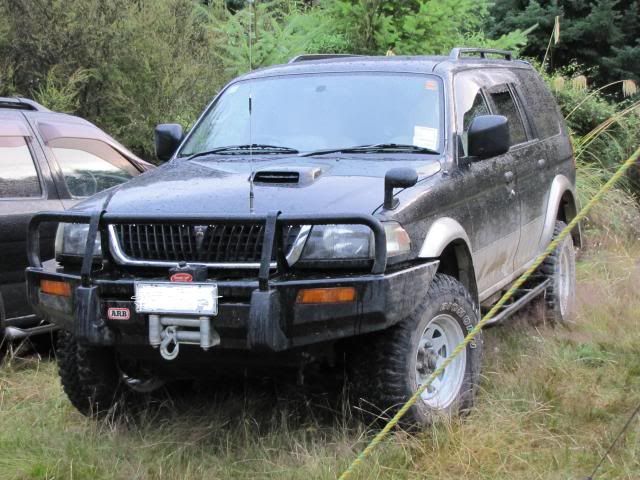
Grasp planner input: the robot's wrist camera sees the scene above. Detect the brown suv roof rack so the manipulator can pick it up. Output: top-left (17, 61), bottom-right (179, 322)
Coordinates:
top-left (0, 97), bottom-right (50, 112)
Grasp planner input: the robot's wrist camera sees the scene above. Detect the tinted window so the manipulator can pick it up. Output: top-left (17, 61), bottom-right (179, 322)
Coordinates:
top-left (49, 138), bottom-right (137, 197)
top-left (179, 73), bottom-right (443, 156)
top-left (516, 70), bottom-right (562, 139)
top-left (0, 136), bottom-right (42, 198)
top-left (489, 87), bottom-right (527, 145)
top-left (461, 92), bottom-right (490, 155)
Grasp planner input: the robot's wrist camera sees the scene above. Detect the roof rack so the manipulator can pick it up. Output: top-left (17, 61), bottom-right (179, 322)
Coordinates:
top-left (288, 54), bottom-right (361, 64)
top-left (449, 48), bottom-right (513, 61)
top-left (0, 97), bottom-right (50, 112)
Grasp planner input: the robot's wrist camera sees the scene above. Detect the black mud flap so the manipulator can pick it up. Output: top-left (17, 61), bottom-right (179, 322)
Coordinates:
top-left (247, 289), bottom-right (288, 351)
top-left (73, 285), bottom-right (114, 345)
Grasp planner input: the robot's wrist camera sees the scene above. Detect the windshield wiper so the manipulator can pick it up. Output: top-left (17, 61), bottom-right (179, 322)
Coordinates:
top-left (300, 143), bottom-right (439, 157)
top-left (184, 144), bottom-right (299, 160)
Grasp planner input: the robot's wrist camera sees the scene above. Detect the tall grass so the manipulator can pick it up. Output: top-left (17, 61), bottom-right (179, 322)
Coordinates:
top-left (2, 244), bottom-right (640, 479)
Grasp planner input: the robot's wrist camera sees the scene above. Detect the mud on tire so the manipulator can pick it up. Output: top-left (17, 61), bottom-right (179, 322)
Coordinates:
top-left (539, 220), bottom-right (576, 325)
top-left (56, 331), bottom-right (121, 416)
top-left (348, 274), bottom-right (483, 427)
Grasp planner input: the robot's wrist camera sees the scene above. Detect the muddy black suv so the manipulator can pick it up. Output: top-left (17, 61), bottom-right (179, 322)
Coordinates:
top-left (26, 48), bottom-right (579, 424)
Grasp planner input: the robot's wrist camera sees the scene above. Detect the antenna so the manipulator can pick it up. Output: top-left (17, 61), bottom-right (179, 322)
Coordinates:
top-left (247, 0), bottom-right (255, 213)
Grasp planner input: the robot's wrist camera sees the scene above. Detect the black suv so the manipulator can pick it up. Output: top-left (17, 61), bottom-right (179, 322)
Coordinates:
top-left (0, 98), bottom-right (152, 346)
top-left (26, 49), bottom-right (580, 425)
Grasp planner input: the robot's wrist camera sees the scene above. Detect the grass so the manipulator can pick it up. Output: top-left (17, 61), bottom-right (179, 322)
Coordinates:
top-left (1, 243), bottom-right (640, 480)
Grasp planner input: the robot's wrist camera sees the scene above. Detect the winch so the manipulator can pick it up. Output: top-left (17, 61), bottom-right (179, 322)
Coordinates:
top-left (148, 314), bottom-right (220, 360)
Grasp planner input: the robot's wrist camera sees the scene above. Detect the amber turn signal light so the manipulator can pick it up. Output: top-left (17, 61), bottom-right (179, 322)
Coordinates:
top-left (40, 279), bottom-right (72, 297)
top-left (296, 287), bottom-right (356, 304)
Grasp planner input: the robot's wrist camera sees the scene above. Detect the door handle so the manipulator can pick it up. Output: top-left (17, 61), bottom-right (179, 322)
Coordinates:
top-left (537, 158), bottom-right (546, 168)
top-left (504, 171), bottom-right (514, 183)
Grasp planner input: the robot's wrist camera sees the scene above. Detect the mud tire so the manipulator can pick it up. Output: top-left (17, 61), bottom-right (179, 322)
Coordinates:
top-left (56, 331), bottom-right (120, 416)
top-left (349, 274), bottom-right (483, 427)
top-left (540, 221), bottom-right (576, 325)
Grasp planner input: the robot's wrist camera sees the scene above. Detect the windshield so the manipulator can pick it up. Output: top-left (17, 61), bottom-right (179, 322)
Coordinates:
top-left (178, 73), bottom-right (443, 156)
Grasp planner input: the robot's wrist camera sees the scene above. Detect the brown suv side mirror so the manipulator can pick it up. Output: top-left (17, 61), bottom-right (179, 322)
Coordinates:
top-left (467, 115), bottom-right (510, 159)
top-left (154, 123), bottom-right (184, 161)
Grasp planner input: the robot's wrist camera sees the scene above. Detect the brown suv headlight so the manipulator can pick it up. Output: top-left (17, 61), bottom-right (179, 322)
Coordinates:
top-left (55, 223), bottom-right (102, 261)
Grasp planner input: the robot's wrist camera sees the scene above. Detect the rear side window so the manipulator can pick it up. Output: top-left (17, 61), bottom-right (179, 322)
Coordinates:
top-left (49, 138), bottom-right (137, 197)
top-left (0, 136), bottom-right (42, 198)
top-left (488, 87), bottom-right (527, 146)
top-left (515, 70), bottom-right (562, 139)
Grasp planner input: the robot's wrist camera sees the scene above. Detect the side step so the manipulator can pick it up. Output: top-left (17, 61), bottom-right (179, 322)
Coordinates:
top-left (483, 278), bottom-right (550, 326)
top-left (4, 323), bottom-right (60, 340)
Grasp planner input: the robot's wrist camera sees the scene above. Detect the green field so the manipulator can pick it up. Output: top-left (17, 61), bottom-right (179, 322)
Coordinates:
top-left (1, 245), bottom-right (639, 480)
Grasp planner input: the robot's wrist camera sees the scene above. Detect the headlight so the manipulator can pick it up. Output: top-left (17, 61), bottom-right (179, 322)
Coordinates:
top-left (55, 223), bottom-right (102, 259)
top-left (297, 222), bottom-right (410, 262)
top-left (300, 224), bottom-right (373, 260)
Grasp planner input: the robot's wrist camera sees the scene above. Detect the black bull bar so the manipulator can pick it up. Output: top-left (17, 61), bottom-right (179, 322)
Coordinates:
top-left (27, 211), bottom-right (391, 351)
top-left (27, 210), bottom-right (389, 285)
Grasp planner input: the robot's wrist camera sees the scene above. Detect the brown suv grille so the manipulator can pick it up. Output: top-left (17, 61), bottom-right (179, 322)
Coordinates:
top-left (112, 223), bottom-right (300, 264)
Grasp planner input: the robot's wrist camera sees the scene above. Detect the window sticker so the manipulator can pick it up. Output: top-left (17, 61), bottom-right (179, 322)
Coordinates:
top-left (226, 84), bottom-right (239, 94)
top-left (413, 126), bottom-right (438, 150)
top-left (424, 80), bottom-right (438, 90)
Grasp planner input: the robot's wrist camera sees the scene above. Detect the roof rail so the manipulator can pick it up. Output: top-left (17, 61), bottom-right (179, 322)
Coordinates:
top-left (0, 97), bottom-right (50, 112)
top-left (449, 48), bottom-right (513, 61)
top-left (288, 54), bottom-right (361, 64)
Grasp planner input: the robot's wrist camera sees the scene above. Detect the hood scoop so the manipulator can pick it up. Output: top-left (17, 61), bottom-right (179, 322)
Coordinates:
top-left (252, 166), bottom-right (321, 186)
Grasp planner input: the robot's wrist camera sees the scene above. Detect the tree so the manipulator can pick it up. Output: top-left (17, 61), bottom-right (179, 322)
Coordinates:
top-left (487, 0), bottom-right (640, 87)
top-left (0, 0), bottom-right (227, 158)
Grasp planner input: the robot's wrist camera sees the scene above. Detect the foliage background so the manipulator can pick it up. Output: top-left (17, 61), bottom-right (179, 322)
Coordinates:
top-left (0, 0), bottom-right (637, 183)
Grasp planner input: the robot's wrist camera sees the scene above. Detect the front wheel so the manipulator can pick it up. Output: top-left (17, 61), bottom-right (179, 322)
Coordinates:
top-left (56, 331), bottom-right (163, 416)
top-left (349, 274), bottom-right (483, 427)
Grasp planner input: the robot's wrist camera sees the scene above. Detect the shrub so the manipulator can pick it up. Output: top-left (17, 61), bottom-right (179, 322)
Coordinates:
top-left (0, 0), bottom-right (226, 159)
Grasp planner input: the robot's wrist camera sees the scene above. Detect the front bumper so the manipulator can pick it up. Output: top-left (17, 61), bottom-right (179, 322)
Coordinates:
top-left (25, 210), bottom-right (437, 354)
top-left (25, 262), bottom-right (438, 351)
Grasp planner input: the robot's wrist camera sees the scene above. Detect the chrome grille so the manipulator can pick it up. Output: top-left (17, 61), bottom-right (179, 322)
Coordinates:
top-left (111, 223), bottom-right (301, 265)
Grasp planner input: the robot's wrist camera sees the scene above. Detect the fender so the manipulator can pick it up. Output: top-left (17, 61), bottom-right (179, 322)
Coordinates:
top-left (539, 174), bottom-right (580, 250)
top-left (418, 217), bottom-right (472, 258)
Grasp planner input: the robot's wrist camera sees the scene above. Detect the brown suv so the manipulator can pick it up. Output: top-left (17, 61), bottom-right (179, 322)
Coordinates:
top-left (0, 97), bottom-right (153, 348)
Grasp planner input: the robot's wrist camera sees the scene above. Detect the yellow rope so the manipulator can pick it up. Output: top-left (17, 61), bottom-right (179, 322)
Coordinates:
top-left (338, 146), bottom-right (640, 480)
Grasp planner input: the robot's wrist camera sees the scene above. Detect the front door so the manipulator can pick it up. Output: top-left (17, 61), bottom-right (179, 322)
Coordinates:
top-left (0, 117), bottom-right (63, 320)
top-left (454, 75), bottom-right (522, 299)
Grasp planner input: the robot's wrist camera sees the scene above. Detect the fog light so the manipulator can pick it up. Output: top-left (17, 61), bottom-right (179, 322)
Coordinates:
top-left (40, 279), bottom-right (71, 297)
top-left (296, 287), bottom-right (356, 304)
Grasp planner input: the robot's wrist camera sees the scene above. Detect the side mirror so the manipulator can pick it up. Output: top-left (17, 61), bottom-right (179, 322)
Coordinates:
top-left (384, 167), bottom-right (418, 210)
top-left (467, 115), bottom-right (510, 159)
top-left (154, 123), bottom-right (184, 161)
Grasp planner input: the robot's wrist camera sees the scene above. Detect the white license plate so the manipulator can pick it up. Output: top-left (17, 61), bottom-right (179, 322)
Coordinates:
top-left (134, 282), bottom-right (218, 315)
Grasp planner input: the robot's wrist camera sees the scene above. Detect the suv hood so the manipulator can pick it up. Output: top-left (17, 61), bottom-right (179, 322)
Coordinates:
top-left (75, 156), bottom-right (442, 216)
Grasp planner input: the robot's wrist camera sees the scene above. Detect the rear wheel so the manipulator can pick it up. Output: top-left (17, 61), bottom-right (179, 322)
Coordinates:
top-left (540, 221), bottom-right (576, 324)
top-left (349, 274), bottom-right (483, 427)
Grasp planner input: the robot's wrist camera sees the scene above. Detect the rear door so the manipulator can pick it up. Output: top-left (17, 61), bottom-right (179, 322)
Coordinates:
top-left (512, 69), bottom-right (571, 266)
top-left (0, 112), bottom-right (63, 319)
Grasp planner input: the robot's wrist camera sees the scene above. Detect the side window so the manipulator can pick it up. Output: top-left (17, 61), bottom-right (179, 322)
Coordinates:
top-left (516, 70), bottom-right (561, 139)
top-left (461, 92), bottom-right (490, 155)
top-left (0, 136), bottom-right (42, 198)
top-left (48, 138), bottom-right (137, 197)
top-left (488, 86), bottom-right (527, 146)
